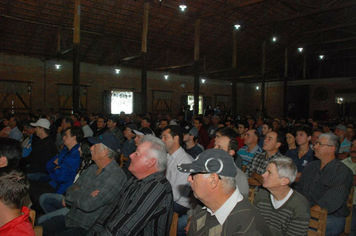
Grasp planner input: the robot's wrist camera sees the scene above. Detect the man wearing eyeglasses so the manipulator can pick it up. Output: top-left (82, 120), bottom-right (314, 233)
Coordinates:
top-left (296, 133), bottom-right (353, 236)
top-left (178, 149), bottom-right (271, 236)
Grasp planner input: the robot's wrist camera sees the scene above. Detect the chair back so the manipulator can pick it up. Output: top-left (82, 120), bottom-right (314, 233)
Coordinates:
top-left (308, 208), bottom-right (327, 236)
top-left (119, 154), bottom-right (129, 167)
top-left (169, 212), bottom-right (179, 236)
top-left (248, 187), bottom-right (256, 204)
top-left (343, 187), bottom-right (354, 234)
top-left (29, 209), bottom-right (36, 227)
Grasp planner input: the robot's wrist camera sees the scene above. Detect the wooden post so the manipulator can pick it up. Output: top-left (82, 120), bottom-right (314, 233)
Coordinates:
top-left (73, 0), bottom-right (80, 112)
top-left (194, 19), bottom-right (200, 115)
top-left (261, 40), bottom-right (266, 115)
top-left (141, 3), bottom-right (149, 114)
top-left (232, 30), bottom-right (237, 116)
top-left (283, 47), bottom-right (288, 117)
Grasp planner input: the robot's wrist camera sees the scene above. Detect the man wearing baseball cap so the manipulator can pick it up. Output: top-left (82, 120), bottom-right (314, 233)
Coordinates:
top-left (182, 123), bottom-right (203, 159)
top-left (21, 118), bottom-right (58, 180)
top-left (178, 149), bottom-right (271, 236)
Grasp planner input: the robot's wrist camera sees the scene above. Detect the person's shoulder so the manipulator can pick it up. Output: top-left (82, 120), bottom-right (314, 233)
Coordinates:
top-left (290, 190), bottom-right (310, 209)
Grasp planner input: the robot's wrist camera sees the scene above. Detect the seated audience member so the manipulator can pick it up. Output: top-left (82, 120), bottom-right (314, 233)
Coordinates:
top-left (29, 126), bottom-right (83, 213)
top-left (70, 114), bottom-right (81, 127)
top-left (236, 121), bottom-right (249, 150)
top-left (79, 116), bottom-right (93, 138)
top-left (279, 129), bottom-right (296, 154)
top-left (95, 116), bottom-right (108, 137)
top-left (40, 133), bottom-right (127, 236)
top-left (254, 157), bottom-right (310, 235)
top-left (310, 129), bottom-right (323, 150)
top-left (215, 127), bottom-right (242, 168)
top-left (161, 125), bottom-right (194, 235)
top-left (55, 116), bottom-right (73, 150)
top-left (140, 116), bottom-right (155, 136)
top-left (335, 124), bottom-right (352, 160)
top-left (0, 116), bottom-right (11, 138)
top-left (193, 117), bottom-right (210, 149)
top-left (238, 129), bottom-right (262, 166)
top-left (0, 137), bottom-right (22, 168)
top-left (207, 115), bottom-right (220, 138)
top-left (347, 126), bottom-right (355, 142)
top-left (286, 126), bottom-right (314, 177)
top-left (47, 114), bottom-right (57, 141)
top-left (296, 133), bottom-right (353, 236)
top-left (0, 167), bottom-right (35, 236)
top-left (106, 116), bottom-right (124, 146)
top-left (322, 122), bottom-right (332, 134)
top-left (8, 116), bottom-right (23, 141)
top-left (183, 123), bottom-right (203, 159)
top-left (245, 131), bottom-right (286, 186)
top-left (21, 121), bottom-right (39, 158)
top-left (341, 139), bottom-right (356, 236)
top-left (121, 123), bottom-right (137, 158)
top-left (258, 122), bottom-right (272, 148)
top-left (213, 130), bottom-right (249, 197)
top-left (21, 118), bottom-right (58, 180)
top-left (178, 149), bottom-right (272, 235)
top-left (37, 138), bottom-right (94, 224)
top-left (87, 136), bottom-right (173, 235)
top-left (88, 113), bottom-right (97, 136)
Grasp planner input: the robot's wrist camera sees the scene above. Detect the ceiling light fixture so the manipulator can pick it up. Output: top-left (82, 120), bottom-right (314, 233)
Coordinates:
top-left (201, 79), bottom-right (206, 84)
top-left (319, 55), bottom-right (324, 60)
top-left (164, 74), bottom-right (169, 80)
top-left (298, 47), bottom-right (303, 53)
top-left (234, 24), bottom-right (241, 30)
top-left (55, 64), bottom-right (61, 69)
top-left (179, 4), bottom-right (187, 11)
top-left (256, 86), bottom-right (259, 90)
top-left (115, 69), bottom-right (121, 74)
top-left (272, 37), bottom-right (277, 42)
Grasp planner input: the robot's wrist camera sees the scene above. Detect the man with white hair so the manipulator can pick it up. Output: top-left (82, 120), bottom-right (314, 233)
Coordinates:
top-left (254, 157), bottom-right (310, 235)
top-left (334, 124), bottom-right (352, 160)
top-left (88, 135), bottom-right (173, 235)
top-left (178, 149), bottom-right (271, 235)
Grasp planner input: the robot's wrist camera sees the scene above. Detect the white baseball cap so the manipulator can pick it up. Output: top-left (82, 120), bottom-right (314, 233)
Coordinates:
top-left (30, 118), bottom-right (50, 129)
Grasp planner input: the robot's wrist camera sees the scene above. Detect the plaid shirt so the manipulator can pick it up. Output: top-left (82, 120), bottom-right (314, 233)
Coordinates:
top-left (245, 151), bottom-right (286, 177)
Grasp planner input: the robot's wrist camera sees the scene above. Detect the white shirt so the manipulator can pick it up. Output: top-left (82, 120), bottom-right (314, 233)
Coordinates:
top-left (82, 125), bottom-right (94, 138)
top-left (205, 189), bottom-right (244, 225)
top-left (166, 147), bottom-right (194, 208)
top-left (271, 188), bottom-right (293, 209)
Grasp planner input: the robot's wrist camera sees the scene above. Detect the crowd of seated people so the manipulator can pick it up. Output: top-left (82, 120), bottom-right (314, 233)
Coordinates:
top-left (0, 107), bottom-right (356, 235)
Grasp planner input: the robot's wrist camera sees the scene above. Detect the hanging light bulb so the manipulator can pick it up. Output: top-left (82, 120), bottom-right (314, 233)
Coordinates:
top-left (55, 64), bottom-right (61, 69)
top-left (179, 4), bottom-right (187, 11)
top-left (115, 69), bottom-right (121, 74)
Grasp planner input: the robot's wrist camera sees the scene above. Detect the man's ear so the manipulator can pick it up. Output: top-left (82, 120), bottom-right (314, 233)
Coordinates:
top-left (0, 156), bottom-right (8, 168)
top-left (276, 142), bottom-right (281, 149)
top-left (146, 157), bottom-right (156, 169)
top-left (280, 177), bottom-right (290, 186)
top-left (210, 173), bottom-right (220, 189)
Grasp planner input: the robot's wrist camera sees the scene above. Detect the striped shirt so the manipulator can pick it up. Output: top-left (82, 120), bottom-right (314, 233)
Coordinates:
top-left (254, 188), bottom-right (310, 236)
top-left (88, 172), bottom-right (174, 236)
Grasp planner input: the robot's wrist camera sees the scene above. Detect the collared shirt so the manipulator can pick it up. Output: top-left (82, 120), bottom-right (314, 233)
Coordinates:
top-left (65, 160), bottom-right (127, 230)
top-left (340, 138), bottom-right (352, 153)
top-left (296, 158), bottom-right (353, 217)
top-left (0, 206), bottom-right (35, 236)
top-left (238, 144), bottom-right (263, 166)
top-left (183, 144), bottom-right (203, 159)
top-left (205, 189), bottom-right (244, 225)
top-left (82, 125), bottom-right (93, 138)
top-left (9, 126), bottom-right (22, 141)
top-left (245, 151), bottom-right (286, 177)
top-left (342, 157), bottom-right (356, 204)
top-left (286, 146), bottom-right (314, 172)
top-left (88, 172), bottom-right (173, 236)
top-left (166, 147), bottom-right (194, 208)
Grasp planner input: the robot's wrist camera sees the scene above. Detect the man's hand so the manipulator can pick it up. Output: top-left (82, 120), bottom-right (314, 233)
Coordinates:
top-left (62, 198), bottom-right (67, 207)
top-left (53, 158), bottom-right (59, 165)
top-left (91, 190), bottom-right (100, 197)
top-left (311, 204), bottom-right (321, 211)
top-left (184, 217), bottom-right (191, 234)
top-left (57, 127), bottom-right (63, 133)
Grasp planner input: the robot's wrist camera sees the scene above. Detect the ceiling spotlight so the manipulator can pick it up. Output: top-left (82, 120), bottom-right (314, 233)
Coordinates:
top-left (55, 64), bottom-right (61, 69)
top-left (256, 86), bottom-right (259, 90)
top-left (298, 47), bottom-right (303, 53)
top-left (179, 4), bottom-right (187, 11)
top-left (115, 69), bottom-right (121, 74)
top-left (272, 37), bottom-right (277, 42)
top-left (340, 98), bottom-right (343, 101)
top-left (164, 75), bottom-right (169, 80)
top-left (234, 24), bottom-right (241, 30)
top-left (201, 79), bottom-right (206, 84)
top-left (319, 55), bottom-right (324, 60)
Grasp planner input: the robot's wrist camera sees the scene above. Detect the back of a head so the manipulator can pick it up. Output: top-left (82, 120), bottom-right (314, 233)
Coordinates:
top-left (0, 167), bottom-right (29, 209)
top-left (0, 138), bottom-right (22, 168)
top-left (141, 135), bottom-right (167, 172)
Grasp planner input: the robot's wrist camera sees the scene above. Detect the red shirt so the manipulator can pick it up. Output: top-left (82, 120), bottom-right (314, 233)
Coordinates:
top-left (0, 207), bottom-right (35, 236)
top-left (73, 121), bottom-right (81, 127)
